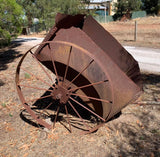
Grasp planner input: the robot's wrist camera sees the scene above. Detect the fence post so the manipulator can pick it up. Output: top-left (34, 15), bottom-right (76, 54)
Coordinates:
top-left (134, 21), bottom-right (137, 41)
top-left (105, 3), bottom-right (107, 23)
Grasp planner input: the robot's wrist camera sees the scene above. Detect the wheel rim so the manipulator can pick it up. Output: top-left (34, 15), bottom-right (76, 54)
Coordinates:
top-left (16, 41), bottom-right (113, 133)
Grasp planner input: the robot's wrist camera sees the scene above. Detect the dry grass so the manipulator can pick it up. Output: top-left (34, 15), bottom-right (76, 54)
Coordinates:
top-left (101, 16), bottom-right (160, 48)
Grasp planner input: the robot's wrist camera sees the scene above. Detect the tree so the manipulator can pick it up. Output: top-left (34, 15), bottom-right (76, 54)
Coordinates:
top-left (17, 0), bottom-right (89, 32)
top-left (16, 0), bottom-right (37, 28)
top-left (0, 0), bottom-right (23, 46)
top-left (142, 0), bottom-right (160, 15)
top-left (114, 0), bottom-right (142, 20)
top-left (40, 0), bottom-right (87, 30)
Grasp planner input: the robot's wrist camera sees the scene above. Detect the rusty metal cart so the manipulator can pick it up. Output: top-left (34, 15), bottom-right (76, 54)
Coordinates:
top-left (16, 13), bottom-right (142, 133)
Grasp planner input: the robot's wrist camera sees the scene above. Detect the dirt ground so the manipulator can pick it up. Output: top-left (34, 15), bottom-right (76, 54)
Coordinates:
top-left (0, 16), bottom-right (160, 157)
top-left (102, 16), bottom-right (160, 49)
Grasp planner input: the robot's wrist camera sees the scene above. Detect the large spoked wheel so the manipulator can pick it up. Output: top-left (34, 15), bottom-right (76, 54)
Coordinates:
top-left (16, 41), bottom-right (113, 134)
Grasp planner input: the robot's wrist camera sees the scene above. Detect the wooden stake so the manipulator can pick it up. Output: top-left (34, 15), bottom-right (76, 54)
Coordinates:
top-left (134, 21), bottom-right (137, 41)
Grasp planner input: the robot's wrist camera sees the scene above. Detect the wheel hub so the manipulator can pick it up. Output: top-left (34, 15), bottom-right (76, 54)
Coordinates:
top-left (51, 82), bottom-right (70, 104)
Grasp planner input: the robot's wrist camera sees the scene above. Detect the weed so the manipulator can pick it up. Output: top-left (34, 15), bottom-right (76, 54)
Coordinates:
top-left (139, 136), bottom-right (145, 140)
top-left (1, 103), bottom-right (6, 107)
top-left (9, 113), bottom-right (13, 117)
top-left (24, 73), bottom-right (31, 79)
top-left (150, 129), bottom-right (159, 134)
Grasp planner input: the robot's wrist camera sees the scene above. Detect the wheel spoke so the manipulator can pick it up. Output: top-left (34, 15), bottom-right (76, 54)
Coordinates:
top-left (71, 93), bottom-right (112, 104)
top-left (19, 84), bottom-right (53, 92)
top-left (39, 102), bottom-right (53, 117)
top-left (65, 104), bottom-right (72, 132)
top-left (63, 46), bottom-right (72, 83)
top-left (44, 102), bottom-right (53, 110)
top-left (31, 51), bottom-right (55, 83)
top-left (85, 123), bottom-right (105, 135)
top-left (52, 105), bottom-right (60, 129)
top-left (27, 94), bottom-right (52, 104)
top-left (21, 67), bottom-right (53, 88)
top-left (48, 44), bottom-right (59, 83)
top-left (69, 80), bottom-right (108, 92)
top-left (67, 59), bottom-right (94, 87)
top-left (68, 100), bottom-right (90, 130)
top-left (69, 97), bottom-right (106, 122)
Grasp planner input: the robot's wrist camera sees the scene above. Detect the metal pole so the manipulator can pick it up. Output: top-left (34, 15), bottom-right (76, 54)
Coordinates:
top-left (134, 21), bottom-right (137, 41)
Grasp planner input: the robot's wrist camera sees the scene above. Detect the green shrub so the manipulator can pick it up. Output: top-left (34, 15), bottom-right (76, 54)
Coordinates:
top-left (0, 0), bottom-right (23, 47)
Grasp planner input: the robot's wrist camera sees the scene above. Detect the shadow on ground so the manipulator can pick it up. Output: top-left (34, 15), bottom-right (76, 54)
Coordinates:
top-left (0, 38), bottom-right (40, 71)
top-left (0, 43), bottom-right (23, 71)
top-left (109, 107), bottom-right (160, 157)
top-left (0, 79), bottom-right (5, 86)
top-left (108, 73), bottom-right (160, 156)
top-left (12, 37), bottom-right (39, 44)
top-left (20, 92), bottom-right (102, 132)
top-left (141, 73), bottom-right (160, 85)
top-left (17, 72), bottom-right (160, 156)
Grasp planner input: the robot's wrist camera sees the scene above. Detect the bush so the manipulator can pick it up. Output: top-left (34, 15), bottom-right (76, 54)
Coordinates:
top-left (0, 0), bottom-right (23, 47)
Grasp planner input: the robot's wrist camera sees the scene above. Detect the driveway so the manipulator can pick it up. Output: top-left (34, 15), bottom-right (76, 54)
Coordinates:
top-left (124, 46), bottom-right (160, 74)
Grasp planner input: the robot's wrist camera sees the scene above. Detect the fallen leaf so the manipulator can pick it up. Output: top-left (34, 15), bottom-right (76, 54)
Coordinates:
top-left (116, 130), bottom-right (119, 136)
top-left (106, 126), bottom-right (111, 132)
top-left (48, 133), bottom-right (59, 140)
top-left (30, 138), bottom-right (35, 144)
top-left (106, 132), bottom-right (110, 138)
top-left (23, 153), bottom-right (29, 157)
top-left (87, 137), bottom-right (95, 142)
top-left (9, 142), bottom-right (17, 147)
top-left (19, 144), bottom-right (31, 151)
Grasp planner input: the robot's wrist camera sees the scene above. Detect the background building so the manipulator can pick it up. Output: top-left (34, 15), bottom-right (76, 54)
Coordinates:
top-left (88, 0), bottom-right (117, 16)
top-left (86, 0), bottom-right (117, 22)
